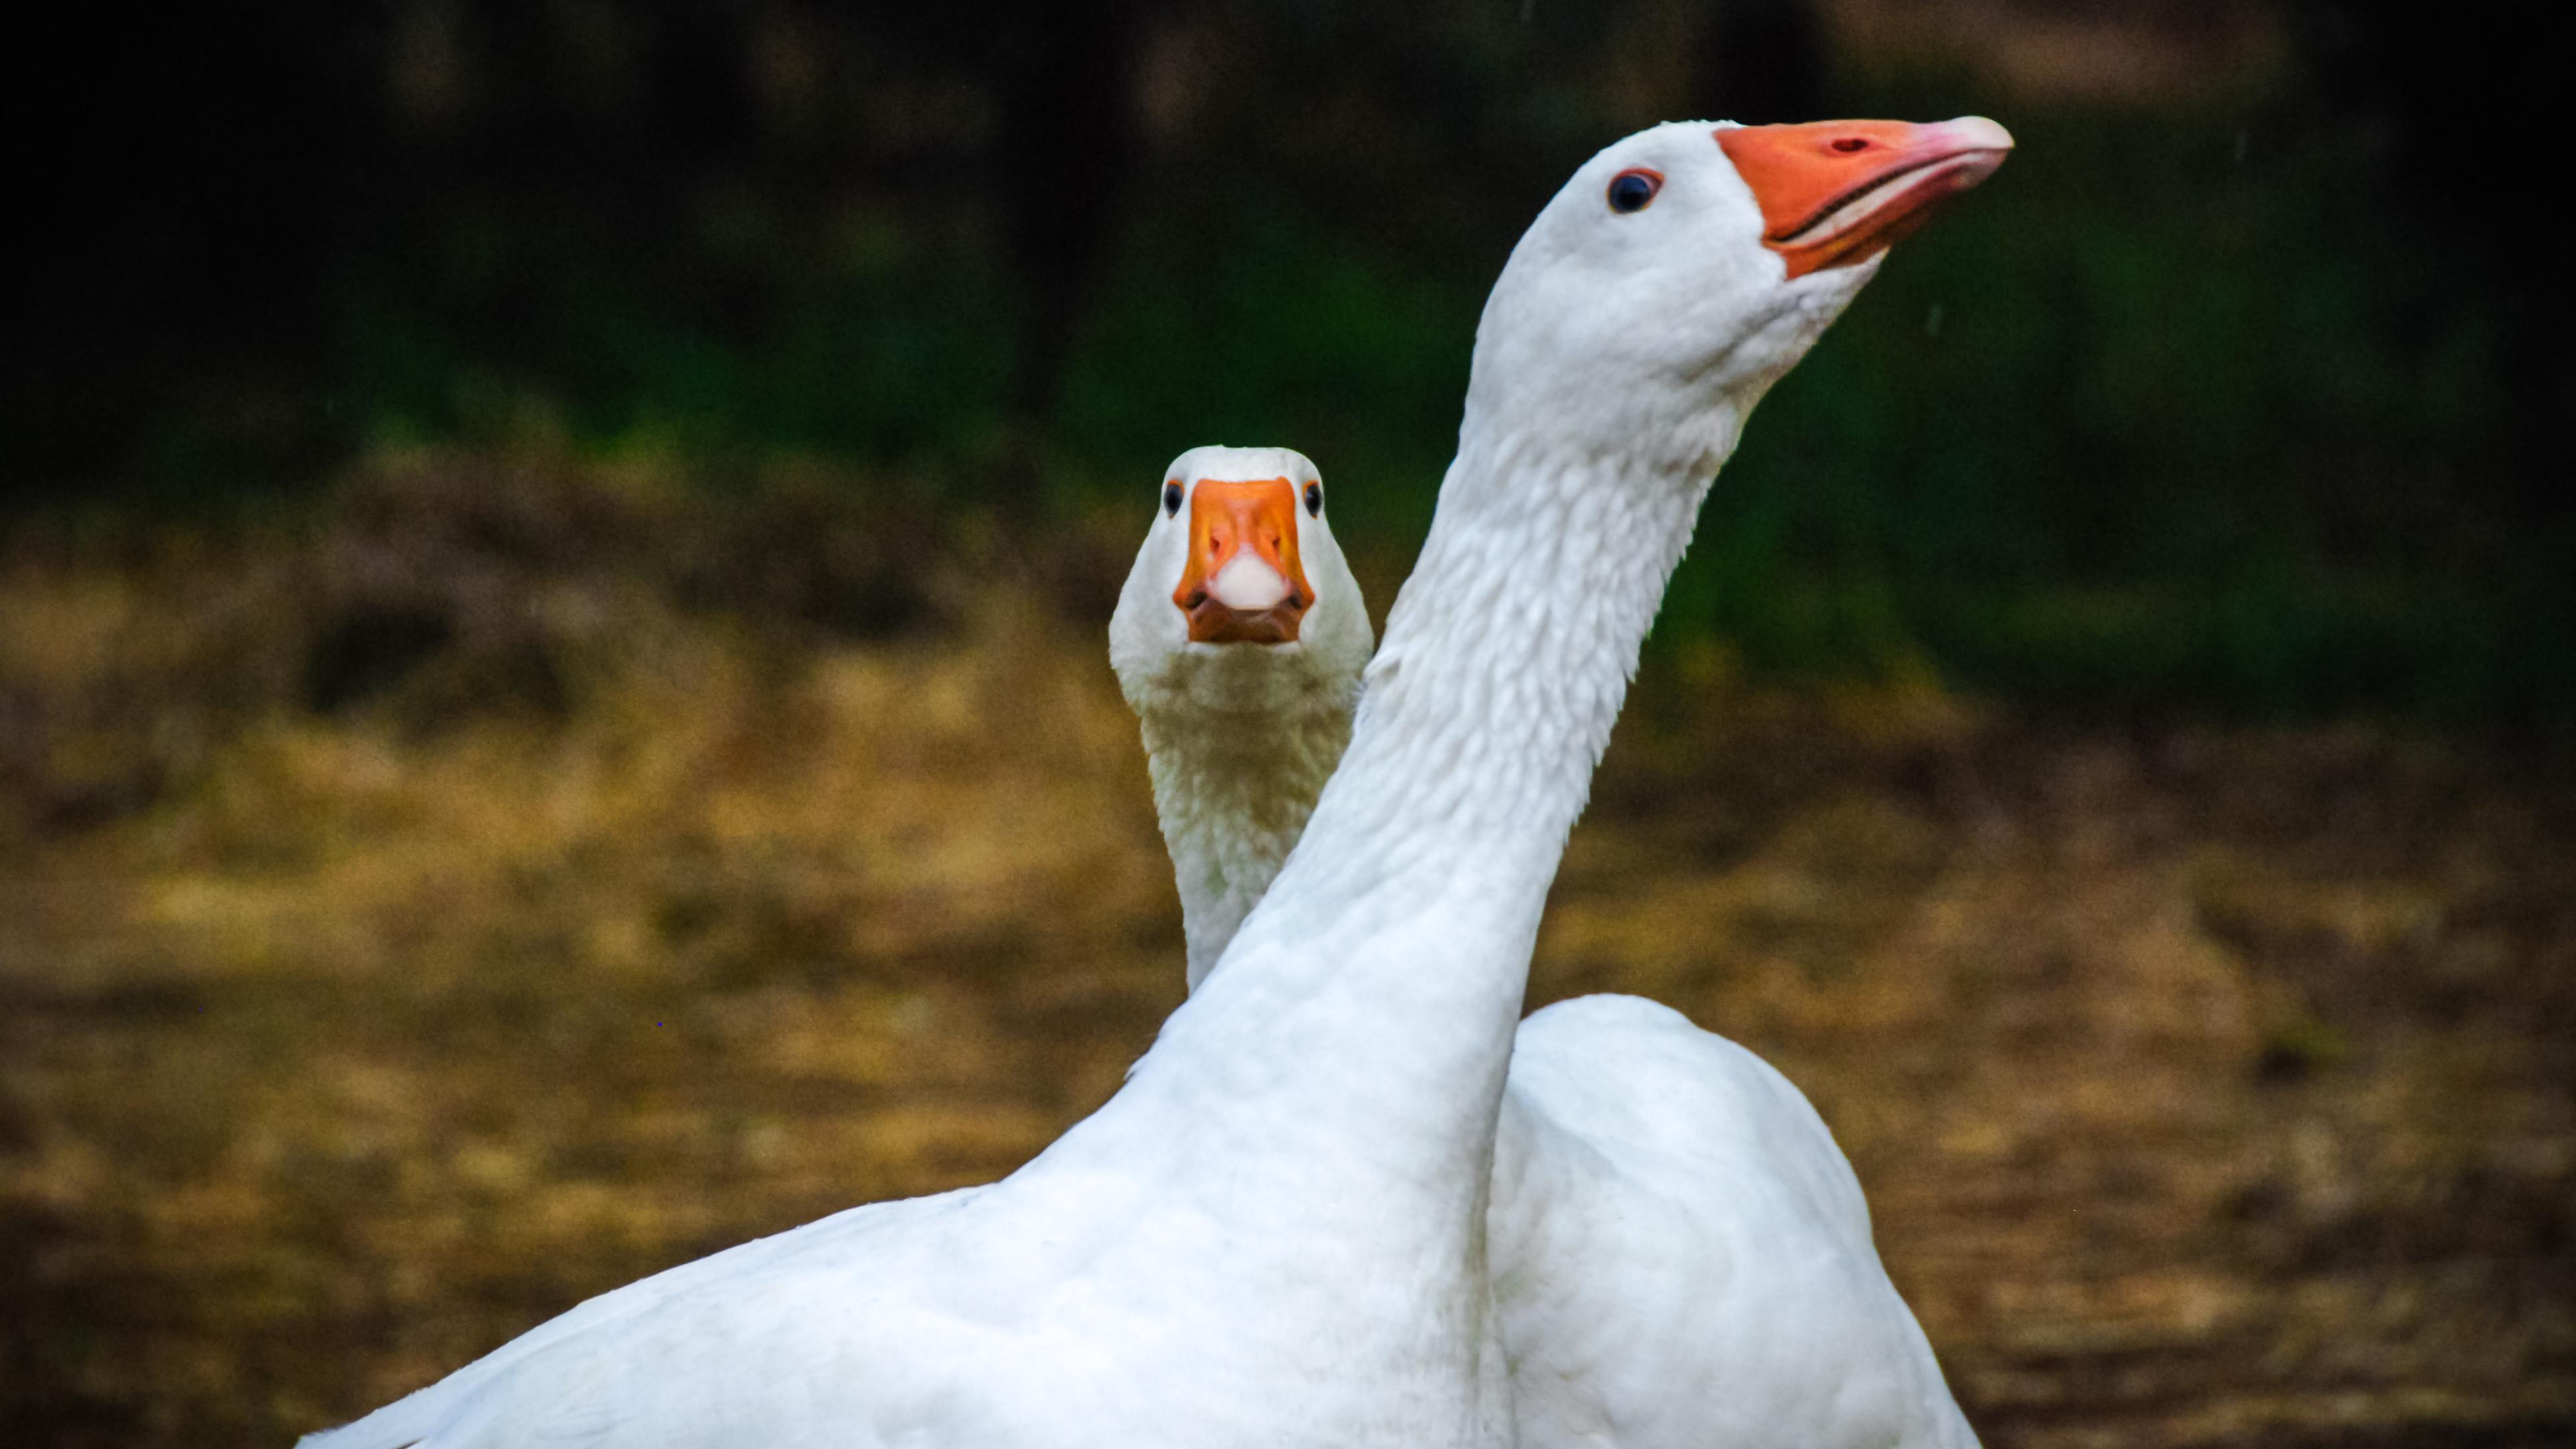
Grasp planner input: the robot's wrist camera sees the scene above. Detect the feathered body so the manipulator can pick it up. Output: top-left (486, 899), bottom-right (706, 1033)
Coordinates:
top-left (303, 118), bottom-right (1992, 1449)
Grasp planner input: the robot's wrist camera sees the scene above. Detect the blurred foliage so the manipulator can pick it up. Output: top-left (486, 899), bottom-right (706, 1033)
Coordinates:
top-left (7, 1), bottom-right (2567, 721)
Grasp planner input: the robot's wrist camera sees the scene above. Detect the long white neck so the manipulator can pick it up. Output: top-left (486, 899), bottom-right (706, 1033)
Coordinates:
top-left (1011, 395), bottom-right (1743, 1446)
top-left (1058, 391), bottom-right (1742, 1251)
top-left (1138, 658), bottom-right (1354, 989)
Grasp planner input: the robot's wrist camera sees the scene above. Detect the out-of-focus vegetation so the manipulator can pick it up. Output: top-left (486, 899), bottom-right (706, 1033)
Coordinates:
top-left (9, 0), bottom-right (2568, 719)
top-left (5, 7), bottom-right (2572, 1447)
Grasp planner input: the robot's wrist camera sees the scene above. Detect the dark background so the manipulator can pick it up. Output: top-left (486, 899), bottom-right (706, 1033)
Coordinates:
top-left (8, 0), bottom-right (2569, 713)
top-left (3, 5), bottom-right (2571, 1448)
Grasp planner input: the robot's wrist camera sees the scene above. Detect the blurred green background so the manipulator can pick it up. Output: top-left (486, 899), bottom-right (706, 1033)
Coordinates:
top-left (5, 6), bottom-right (2573, 1448)
top-left (11, 0), bottom-right (2567, 719)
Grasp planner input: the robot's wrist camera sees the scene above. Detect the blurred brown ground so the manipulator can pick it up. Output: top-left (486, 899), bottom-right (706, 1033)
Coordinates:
top-left (2, 455), bottom-right (2570, 1448)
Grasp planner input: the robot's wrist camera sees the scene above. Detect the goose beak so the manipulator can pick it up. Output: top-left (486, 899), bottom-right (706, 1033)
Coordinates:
top-left (1174, 477), bottom-right (1313, 645)
top-left (1716, 116), bottom-right (2012, 279)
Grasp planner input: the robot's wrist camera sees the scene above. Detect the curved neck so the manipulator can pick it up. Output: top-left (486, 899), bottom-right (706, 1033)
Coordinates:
top-left (1309, 424), bottom-right (1720, 892)
top-left (1081, 404), bottom-right (1739, 1217)
top-left (1139, 683), bottom-right (1352, 990)
top-left (1008, 403), bottom-right (1742, 1426)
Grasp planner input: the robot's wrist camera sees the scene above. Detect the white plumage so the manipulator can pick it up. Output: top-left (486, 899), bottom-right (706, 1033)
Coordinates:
top-left (1113, 463), bottom-right (1976, 1449)
top-left (1492, 998), bottom-right (1977, 1449)
top-left (305, 115), bottom-right (2001, 1449)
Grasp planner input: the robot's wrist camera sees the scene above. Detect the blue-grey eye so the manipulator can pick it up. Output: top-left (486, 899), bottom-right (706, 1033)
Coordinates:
top-left (1163, 480), bottom-right (1183, 516)
top-left (1606, 168), bottom-right (1661, 214)
top-left (1304, 481), bottom-right (1323, 516)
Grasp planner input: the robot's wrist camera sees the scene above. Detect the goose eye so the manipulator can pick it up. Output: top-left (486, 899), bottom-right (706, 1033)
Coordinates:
top-left (1303, 481), bottom-right (1323, 517)
top-left (1606, 168), bottom-right (1661, 214)
top-left (1163, 480), bottom-right (1183, 516)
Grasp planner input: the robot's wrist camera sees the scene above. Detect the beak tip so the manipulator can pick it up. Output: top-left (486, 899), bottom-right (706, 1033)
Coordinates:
top-left (1947, 115), bottom-right (2015, 152)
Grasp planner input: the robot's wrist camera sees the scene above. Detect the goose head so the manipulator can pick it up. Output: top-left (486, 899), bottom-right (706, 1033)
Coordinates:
top-left (1110, 444), bottom-right (1374, 721)
top-left (1468, 116), bottom-right (2011, 470)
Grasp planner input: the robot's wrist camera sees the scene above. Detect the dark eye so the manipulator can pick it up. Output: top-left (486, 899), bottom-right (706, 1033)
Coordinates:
top-left (1606, 168), bottom-right (1661, 214)
top-left (1163, 480), bottom-right (1183, 516)
top-left (1303, 481), bottom-right (1323, 517)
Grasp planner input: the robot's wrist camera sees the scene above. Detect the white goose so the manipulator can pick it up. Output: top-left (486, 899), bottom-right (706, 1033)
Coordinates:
top-left (1108, 446), bottom-right (1378, 990)
top-left (1114, 442), bottom-right (1978, 1449)
top-left (301, 115), bottom-right (2005, 1449)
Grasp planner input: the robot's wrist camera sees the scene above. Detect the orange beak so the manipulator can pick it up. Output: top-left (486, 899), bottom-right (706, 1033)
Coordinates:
top-left (1172, 476), bottom-right (1313, 645)
top-left (1716, 116), bottom-right (2012, 279)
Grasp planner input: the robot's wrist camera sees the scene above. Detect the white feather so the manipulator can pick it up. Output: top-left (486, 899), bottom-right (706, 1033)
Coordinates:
top-left (306, 120), bottom-right (1905, 1449)
top-left (1110, 152), bottom-right (1977, 1449)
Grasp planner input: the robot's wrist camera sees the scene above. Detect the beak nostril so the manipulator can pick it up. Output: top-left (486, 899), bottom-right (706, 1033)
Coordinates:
top-left (1831, 136), bottom-right (1869, 154)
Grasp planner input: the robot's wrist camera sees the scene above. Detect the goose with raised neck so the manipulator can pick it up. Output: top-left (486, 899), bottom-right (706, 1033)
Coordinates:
top-left (299, 115), bottom-right (2007, 1449)
top-left (1115, 450), bottom-right (1981, 1449)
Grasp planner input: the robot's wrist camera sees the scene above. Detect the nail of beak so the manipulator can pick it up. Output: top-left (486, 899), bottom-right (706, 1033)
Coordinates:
top-left (1209, 554), bottom-right (1291, 611)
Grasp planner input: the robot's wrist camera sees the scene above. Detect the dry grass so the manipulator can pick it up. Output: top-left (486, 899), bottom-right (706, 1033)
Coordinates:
top-left (2, 453), bottom-right (2570, 1447)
